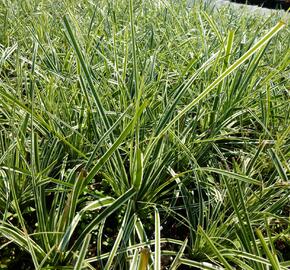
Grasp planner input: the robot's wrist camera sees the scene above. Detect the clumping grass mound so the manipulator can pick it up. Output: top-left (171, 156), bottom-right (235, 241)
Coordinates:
top-left (0, 0), bottom-right (289, 269)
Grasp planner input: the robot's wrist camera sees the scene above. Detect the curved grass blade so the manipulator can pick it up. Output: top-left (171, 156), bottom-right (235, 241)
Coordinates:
top-left (67, 187), bottom-right (136, 257)
top-left (197, 167), bottom-right (261, 186)
top-left (0, 223), bottom-right (46, 259)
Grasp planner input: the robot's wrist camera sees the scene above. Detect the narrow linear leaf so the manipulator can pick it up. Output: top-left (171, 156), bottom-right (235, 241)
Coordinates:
top-left (154, 207), bottom-right (161, 270)
top-left (74, 234), bottom-right (91, 270)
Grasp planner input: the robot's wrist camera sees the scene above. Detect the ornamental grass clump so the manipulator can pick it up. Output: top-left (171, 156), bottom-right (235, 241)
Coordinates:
top-left (0, 0), bottom-right (289, 269)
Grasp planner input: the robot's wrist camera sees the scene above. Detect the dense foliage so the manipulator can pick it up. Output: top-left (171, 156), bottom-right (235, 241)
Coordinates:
top-left (0, 0), bottom-right (289, 269)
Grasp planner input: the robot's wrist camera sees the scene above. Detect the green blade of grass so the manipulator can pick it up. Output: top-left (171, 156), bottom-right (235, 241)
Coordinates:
top-left (256, 229), bottom-right (281, 270)
top-left (179, 258), bottom-right (224, 270)
top-left (198, 226), bottom-right (233, 270)
top-left (154, 207), bottom-right (161, 270)
top-left (197, 167), bottom-right (261, 186)
top-left (169, 238), bottom-right (188, 270)
top-left (67, 187), bottom-right (136, 256)
top-left (73, 234), bottom-right (91, 270)
top-left (104, 201), bottom-right (133, 270)
top-left (83, 102), bottom-right (146, 189)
